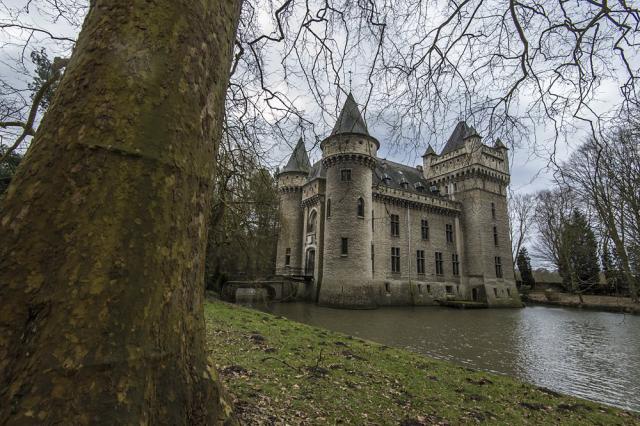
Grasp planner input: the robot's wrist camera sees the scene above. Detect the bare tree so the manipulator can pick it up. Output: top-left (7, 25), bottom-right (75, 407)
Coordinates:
top-left (508, 190), bottom-right (535, 268)
top-left (532, 187), bottom-right (575, 270)
top-left (560, 120), bottom-right (640, 301)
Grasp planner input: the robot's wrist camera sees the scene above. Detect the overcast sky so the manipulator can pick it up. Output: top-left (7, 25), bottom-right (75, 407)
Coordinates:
top-left (0, 0), bottom-right (626, 197)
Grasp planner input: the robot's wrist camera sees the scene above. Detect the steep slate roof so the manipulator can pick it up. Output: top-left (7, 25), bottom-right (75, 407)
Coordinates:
top-left (307, 161), bottom-right (326, 180)
top-left (373, 159), bottom-right (434, 195)
top-left (281, 138), bottom-right (311, 174)
top-left (440, 121), bottom-right (479, 155)
top-left (331, 92), bottom-right (369, 136)
top-left (422, 144), bottom-right (436, 157)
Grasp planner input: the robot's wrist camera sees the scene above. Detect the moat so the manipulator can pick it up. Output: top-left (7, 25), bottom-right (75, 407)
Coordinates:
top-left (262, 303), bottom-right (640, 412)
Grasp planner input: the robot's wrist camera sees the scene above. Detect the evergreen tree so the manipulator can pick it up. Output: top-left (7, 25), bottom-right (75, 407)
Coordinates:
top-left (516, 247), bottom-right (535, 289)
top-left (560, 211), bottom-right (600, 293)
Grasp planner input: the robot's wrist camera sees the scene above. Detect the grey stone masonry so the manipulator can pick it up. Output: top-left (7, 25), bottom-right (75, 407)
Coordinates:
top-left (275, 97), bottom-right (522, 309)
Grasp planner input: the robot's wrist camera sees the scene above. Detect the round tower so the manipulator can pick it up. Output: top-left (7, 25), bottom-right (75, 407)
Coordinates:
top-left (319, 93), bottom-right (379, 308)
top-left (275, 138), bottom-right (310, 276)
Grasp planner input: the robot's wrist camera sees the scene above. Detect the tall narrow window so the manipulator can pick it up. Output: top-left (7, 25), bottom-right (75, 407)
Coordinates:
top-left (371, 244), bottom-right (375, 272)
top-left (341, 169), bottom-right (352, 181)
top-left (372, 210), bottom-right (374, 231)
top-left (421, 219), bottom-right (429, 240)
top-left (495, 256), bottom-right (503, 278)
top-left (435, 252), bottom-right (444, 275)
top-left (491, 202), bottom-right (496, 219)
top-left (416, 250), bottom-right (426, 274)
top-left (307, 210), bottom-right (317, 233)
top-left (391, 214), bottom-right (400, 237)
top-left (493, 226), bottom-right (499, 246)
top-left (391, 247), bottom-right (401, 273)
top-left (446, 224), bottom-right (454, 243)
top-left (285, 248), bottom-right (291, 266)
top-left (452, 254), bottom-right (460, 276)
top-left (357, 197), bottom-right (365, 217)
top-left (327, 198), bottom-right (331, 218)
top-left (341, 238), bottom-right (349, 256)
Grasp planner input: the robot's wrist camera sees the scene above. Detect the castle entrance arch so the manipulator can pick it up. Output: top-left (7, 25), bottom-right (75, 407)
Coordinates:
top-left (305, 249), bottom-right (316, 277)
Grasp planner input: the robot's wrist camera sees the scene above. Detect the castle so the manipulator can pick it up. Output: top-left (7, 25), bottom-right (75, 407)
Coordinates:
top-left (275, 93), bottom-right (521, 308)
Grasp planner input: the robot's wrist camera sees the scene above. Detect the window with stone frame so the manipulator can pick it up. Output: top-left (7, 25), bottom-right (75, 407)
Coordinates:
top-left (491, 202), bottom-right (496, 219)
top-left (452, 253), bottom-right (460, 276)
top-left (390, 214), bottom-right (400, 237)
top-left (285, 248), bottom-right (291, 266)
top-left (435, 252), bottom-right (444, 275)
top-left (341, 169), bottom-right (352, 182)
top-left (495, 256), bottom-right (503, 278)
top-left (391, 247), bottom-right (401, 273)
top-left (416, 250), bottom-right (426, 274)
top-left (421, 219), bottom-right (429, 240)
top-left (493, 226), bottom-right (499, 246)
top-left (341, 238), bottom-right (349, 256)
top-left (445, 224), bottom-right (454, 243)
top-left (357, 197), bottom-right (365, 217)
top-left (326, 198), bottom-right (331, 217)
top-left (307, 210), bottom-right (317, 233)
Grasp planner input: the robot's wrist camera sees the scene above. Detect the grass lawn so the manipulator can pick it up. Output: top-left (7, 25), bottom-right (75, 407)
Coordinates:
top-left (205, 301), bottom-right (640, 425)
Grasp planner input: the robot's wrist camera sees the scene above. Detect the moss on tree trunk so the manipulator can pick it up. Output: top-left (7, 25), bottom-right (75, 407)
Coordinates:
top-left (0, 0), bottom-right (241, 423)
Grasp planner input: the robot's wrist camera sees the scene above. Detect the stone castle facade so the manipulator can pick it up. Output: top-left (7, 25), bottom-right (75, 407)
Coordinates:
top-left (275, 93), bottom-right (521, 308)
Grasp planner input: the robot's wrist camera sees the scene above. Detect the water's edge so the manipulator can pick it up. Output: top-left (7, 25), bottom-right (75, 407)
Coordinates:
top-left (258, 302), bottom-right (640, 412)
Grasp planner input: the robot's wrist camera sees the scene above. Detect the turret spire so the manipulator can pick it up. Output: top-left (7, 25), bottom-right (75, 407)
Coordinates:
top-left (281, 138), bottom-right (311, 174)
top-left (422, 144), bottom-right (436, 157)
top-left (331, 93), bottom-right (369, 136)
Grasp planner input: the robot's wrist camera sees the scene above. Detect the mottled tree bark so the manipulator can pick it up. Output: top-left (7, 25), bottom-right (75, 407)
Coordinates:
top-left (0, 1), bottom-right (241, 424)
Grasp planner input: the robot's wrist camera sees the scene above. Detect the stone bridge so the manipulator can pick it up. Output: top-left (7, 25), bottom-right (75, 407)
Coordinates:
top-left (221, 280), bottom-right (298, 303)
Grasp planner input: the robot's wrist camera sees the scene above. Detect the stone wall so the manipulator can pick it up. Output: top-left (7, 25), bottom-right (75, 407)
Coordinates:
top-left (319, 158), bottom-right (376, 308)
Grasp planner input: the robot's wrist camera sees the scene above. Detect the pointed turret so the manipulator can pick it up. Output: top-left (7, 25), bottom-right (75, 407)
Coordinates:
top-left (440, 121), bottom-right (480, 155)
top-left (494, 138), bottom-right (507, 150)
top-left (281, 138), bottom-right (311, 174)
top-left (331, 93), bottom-right (369, 136)
top-left (422, 144), bottom-right (437, 157)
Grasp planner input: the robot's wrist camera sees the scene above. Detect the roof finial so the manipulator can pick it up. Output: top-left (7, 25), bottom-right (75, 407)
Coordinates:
top-left (348, 70), bottom-right (353, 92)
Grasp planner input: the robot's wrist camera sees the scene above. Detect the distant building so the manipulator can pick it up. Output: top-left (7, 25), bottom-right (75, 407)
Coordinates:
top-left (275, 93), bottom-right (520, 308)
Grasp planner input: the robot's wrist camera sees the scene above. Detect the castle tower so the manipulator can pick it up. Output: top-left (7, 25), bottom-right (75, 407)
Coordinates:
top-left (275, 138), bottom-right (311, 276)
top-left (318, 93), bottom-right (379, 308)
top-left (424, 122), bottom-right (520, 306)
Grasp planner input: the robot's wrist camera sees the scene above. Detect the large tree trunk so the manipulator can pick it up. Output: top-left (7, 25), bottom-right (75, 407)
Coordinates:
top-left (0, 1), bottom-right (241, 423)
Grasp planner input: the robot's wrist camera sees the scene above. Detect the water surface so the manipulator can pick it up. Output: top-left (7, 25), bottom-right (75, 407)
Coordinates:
top-left (264, 303), bottom-right (640, 412)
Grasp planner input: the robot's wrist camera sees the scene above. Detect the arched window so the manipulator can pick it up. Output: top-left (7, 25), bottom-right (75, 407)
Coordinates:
top-left (357, 197), bottom-right (365, 217)
top-left (326, 199), bottom-right (331, 218)
top-left (307, 210), bottom-right (317, 233)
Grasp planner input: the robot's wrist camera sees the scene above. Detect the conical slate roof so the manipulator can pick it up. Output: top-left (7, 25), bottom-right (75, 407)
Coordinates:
top-left (331, 93), bottom-right (369, 136)
top-left (422, 144), bottom-right (436, 157)
top-left (281, 138), bottom-right (311, 174)
top-left (440, 121), bottom-right (480, 155)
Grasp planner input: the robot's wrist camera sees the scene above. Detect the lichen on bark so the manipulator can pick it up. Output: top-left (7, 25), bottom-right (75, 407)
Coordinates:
top-left (0, 1), bottom-right (241, 424)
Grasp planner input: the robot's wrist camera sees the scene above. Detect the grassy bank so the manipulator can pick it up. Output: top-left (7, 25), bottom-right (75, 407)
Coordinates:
top-left (204, 301), bottom-right (639, 424)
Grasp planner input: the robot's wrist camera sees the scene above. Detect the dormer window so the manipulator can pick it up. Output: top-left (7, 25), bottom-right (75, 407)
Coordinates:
top-left (414, 182), bottom-right (425, 192)
top-left (382, 173), bottom-right (392, 184)
top-left (400, 179), bottom-right (409, 189)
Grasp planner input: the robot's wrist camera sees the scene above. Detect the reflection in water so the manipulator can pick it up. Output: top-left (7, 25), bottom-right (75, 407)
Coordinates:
top-left (264, 303), bottom-right (640, 412)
